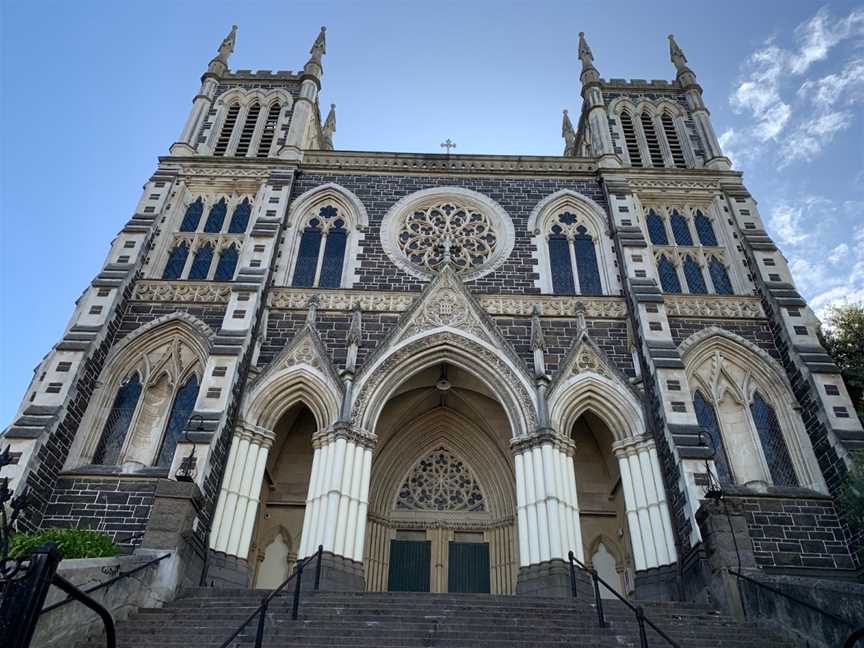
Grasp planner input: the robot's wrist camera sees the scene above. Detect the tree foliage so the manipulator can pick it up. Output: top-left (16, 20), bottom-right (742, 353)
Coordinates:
top-left (819, 302), bottom-right (864, 419)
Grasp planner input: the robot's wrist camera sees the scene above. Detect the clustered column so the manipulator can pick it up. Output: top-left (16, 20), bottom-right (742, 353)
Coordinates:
top-left (210, 423), bottom-right (275, 558)
top-left (298, 424), bottom-right (374, 563)
top-left (513, 432), bottom-right (583, 567)
top-left (614, 436), bottom-right (677, 570)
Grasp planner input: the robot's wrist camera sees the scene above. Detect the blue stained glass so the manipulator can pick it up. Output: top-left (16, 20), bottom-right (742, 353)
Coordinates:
top-left (204, 198), bottom-right (227, 233)
top-left (319, 227), bottom-right (347, 288)
top-left (709, 257), bottom-right (734, 295)
top-left (162, 242), bottom-right (189, 280)
top-left (188, 243), bottom-right (214, 280)
top-left (548, 236), bottom-right (575, 294)
top-left (320, 205), bottom-right (338, 219)
top-left (750, 392), bottom-right (798, 487)
top-left (694, 210), bottom-right (718, 246)
top-left (558, 212), bottom-right (577, 225)
top-left (693, 391), bottom-right (733, 484)
top-left (647, 210), bottom-right (668, 245)
top-left (228, 199), bottom-right (251, 233)
top-left (671, 210), bottom-right (693, 245)
top-left (94, 373), bottom-right (142, 464)
top-left (156, 375), bottom-right (199, 468)
top-left (683, 256), bottom-right (707, 294)
top-left (180, 198), bottom-right (204, 232)
top-left (214, 245), bottom-right (238, 281)
top-left (657, 255), bottom-right (681, 293)
top-left (574, 232), bottom-right (602, 296)
top-left (292, 228), bottom-right (322, 287)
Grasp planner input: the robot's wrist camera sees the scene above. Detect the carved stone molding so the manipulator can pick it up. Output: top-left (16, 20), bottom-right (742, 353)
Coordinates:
top-left (627, 177), bottom-right (722, 193)
top-left (133, 281), bottom-right (233, 304)
top-left (179, 165), bottom-right (270, 179)
top-left (313, 422), bottom-right (377, 450)
top-left (269, 287), bottom-right (628, 318)
top-left (664, 295), bottom-right (764, 319)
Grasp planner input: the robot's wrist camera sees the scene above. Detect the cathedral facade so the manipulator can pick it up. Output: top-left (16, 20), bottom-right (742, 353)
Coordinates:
top-left (3, 26), bottom-right (862, 599)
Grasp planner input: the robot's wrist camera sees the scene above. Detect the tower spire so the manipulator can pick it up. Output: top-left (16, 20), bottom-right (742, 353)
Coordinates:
top-left (308, 26), bottom-right (327, 67)
top-left (208, 25), bottom-right (237, 74)
top-left (322, 103), bottom-right (336, 150)
top-left (578, 31), bottom-right (599, 84)
top-left (668, 34), bottom-right (691, 76)
top-left (561, 109), bottom-right (576, 157)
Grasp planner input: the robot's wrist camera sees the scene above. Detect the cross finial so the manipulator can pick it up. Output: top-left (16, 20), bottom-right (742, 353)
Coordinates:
top-left (440, 139), bottom-right (457, 154)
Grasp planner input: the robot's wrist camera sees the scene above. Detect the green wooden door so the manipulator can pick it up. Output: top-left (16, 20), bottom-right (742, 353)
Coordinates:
top-left (387, 540), bottom-right (431, 592)
top-left (448, 542), bottom-right (491, 593)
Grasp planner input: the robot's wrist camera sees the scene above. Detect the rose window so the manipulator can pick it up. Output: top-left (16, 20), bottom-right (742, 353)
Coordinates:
top-left (396, 447), bottom-right (485, 512)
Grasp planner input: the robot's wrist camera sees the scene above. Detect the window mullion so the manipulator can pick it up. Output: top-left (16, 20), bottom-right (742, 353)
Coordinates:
top-left (180, 238), bottom-right (196, 279)
top-left (567, 235), bottom-right (580, 294)
top-left (313, 232), bottom-right (328, 287)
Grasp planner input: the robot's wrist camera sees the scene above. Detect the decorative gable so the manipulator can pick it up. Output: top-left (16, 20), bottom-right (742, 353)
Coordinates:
top-left (253, 323), bottom-right (343, 397)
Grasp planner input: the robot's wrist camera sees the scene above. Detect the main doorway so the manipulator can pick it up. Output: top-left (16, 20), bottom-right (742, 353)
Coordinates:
top-left (386, 530), bottom-right (491, 593)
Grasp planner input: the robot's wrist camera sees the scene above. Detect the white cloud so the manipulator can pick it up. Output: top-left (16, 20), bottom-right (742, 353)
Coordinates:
top-left (779, 110), bottom-right (854, 165)
top-left (798, 59), bottom-right (864, 109)
top-left (769, 203), bottom-right (810, 245)
top-left (828, 243), bottom-right (849, 265)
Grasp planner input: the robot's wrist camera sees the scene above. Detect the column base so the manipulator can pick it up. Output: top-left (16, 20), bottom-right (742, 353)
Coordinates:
top-left (169, 142), bottom-right (197, 156)
top-left (516, 559), bottom-right (592, 598)
top-left (633, 564), bottom-right (680, 600)
top-left (300, 551), bottom-right (365, 592)
top-left (205, 550), bottom-right (250, 588)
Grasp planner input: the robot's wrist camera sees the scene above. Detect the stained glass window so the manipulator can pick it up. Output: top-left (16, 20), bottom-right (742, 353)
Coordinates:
top-left (292, 226), bottom-right (322, 287)
top-left (647, 210), bottom-right (668, 245)
top-left (574, 227), bottom-right (602, 296)
top-left (292, 205), bottom-right (350, 288)
top-left (203, 198), bottom-right (227, 233)
top-left (180, 198), bottom-right (204, 232)
top-left (188, 243), bottom-right (214, 280)
top-left (693, 391), bottom-right (733, 484)
top-left (228, 198), bottom-right (251, 233)
top-left (657, 255), bottom-right (681, 293)
top-left (750, 392), bottom-right (798, 487)
top-left (709, 257), bottom-right (734, 295)
top-left (694, 210), bottom-right (718, 246)
top-left (319, 221), bottom-right (347, 288)
top-left (671, 210), bottom-right (693, 245)
top-left (396, 447), bottom-right (485, 512)
top-left (162, 242), bottom-right (189, 280)
top-left (548, 235), bottom-right (575, 294)
top-left (683, 256), bottom-right (707, 294)
top-left (94, 373), bottom-right (142, 465)
top-left (214, 245), bottom-right (238, 281)
top-left (156, 375), bottom-right (199, 468)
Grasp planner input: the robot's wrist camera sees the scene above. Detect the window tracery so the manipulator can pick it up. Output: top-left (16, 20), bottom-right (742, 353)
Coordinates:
top-left (395, 447), bottom-right (485, 512)
top-left (545, 213), bottom-right (602, 295)
top-left (291, 204), bottom-right (351, 288)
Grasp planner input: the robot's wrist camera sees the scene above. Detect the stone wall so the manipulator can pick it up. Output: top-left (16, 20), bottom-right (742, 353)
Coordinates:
top-left (668, 317), bottom-right (779, 360)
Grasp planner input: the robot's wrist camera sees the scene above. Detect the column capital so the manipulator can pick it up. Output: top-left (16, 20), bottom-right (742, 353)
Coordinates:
top-left (313, 422), bottom-right (376, 449)
top-left (236, 421), bottom-right (275, 448)
top-left (511, 428), bottom-right (575, 456)
top-left (612, 433), bottom-right (655, 456)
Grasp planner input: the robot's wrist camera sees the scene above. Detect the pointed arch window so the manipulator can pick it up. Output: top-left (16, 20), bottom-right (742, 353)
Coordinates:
top-left (670, 210), bottom-right (693, 246)
top-left (94, 373), bottom-right (142, 465)
top-left (256, 102), bottom-right (281, 158)
top-left (693, 391), bottom-right (733, 484)
top-left (709, 257), bottom-right (734, 295)
top-left (640, 112), bottom-right (664, 167)
top-left (155, 374), bottom-right (199, 468)
top-left (228, 198), bottom-right (251, 233)
top-left (291, 204), bottom-right (349, 288)
top-left (646, 209), bottom-right (669, 245)
top-left (574, 226), bottom-right (602, 295)
top-left (188, 242), bottom-right (214, 280)
top-left (661, 113), bottom-right (686, 168)
top-left (683, 255), bottom-right (707, 294)
top-left (214, 103), bottom-right (240, 156)
top-left (234, 103), bottom-right (260, 157)
top-left (657, 255), bottom-right (681, 293)
top-left (545, 212), bottom-right (603, 295)
top-left (548, 228), bottom-right (575, 294)
top-left (204, 198), bottom-right (227, 233)
top-left (180, 198), bottom-right (204, 232)
top-left (750, 392), bottom-right (798, 487)
top-left (214, 244), bottom-right (239, 281)
top-left (162, 242), bottom-right (189, 280)
top-left (620, 111), bottom-right (643, 167)
top-left (694, 210), bottom-right (718, 246)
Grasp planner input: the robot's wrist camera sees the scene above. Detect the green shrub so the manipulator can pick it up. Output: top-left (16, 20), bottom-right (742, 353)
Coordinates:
top-left (9, 528), bottom-right (118, 560)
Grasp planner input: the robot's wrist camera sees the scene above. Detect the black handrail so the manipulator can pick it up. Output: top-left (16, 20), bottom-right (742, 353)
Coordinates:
top-left (217, 544), bottom-right (323, 648)
top-left (40, 552), bottom-right (171, 614)
top-left (844, 626), bottom-right (864, 647)
top-left (728, 568), bottom-right (856, 627)
top-left (568, 550), bottom-right (680, 648)
top-left (51, 573), bottom-right (116, 648)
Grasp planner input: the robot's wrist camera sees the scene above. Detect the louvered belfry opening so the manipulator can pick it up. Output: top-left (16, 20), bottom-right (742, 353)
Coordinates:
top-left (661, 113), bottom-right (686, 168)
top-left (620, 111), bottom-right (643, 167)
top-left (256, 103), bottom-right (281, 157)
top-left (234, 103), bottom-right (260, 157)
top-left (213, 103), bottom-right (240, 156)
top-left (640, 112), bottom-right (665, 167)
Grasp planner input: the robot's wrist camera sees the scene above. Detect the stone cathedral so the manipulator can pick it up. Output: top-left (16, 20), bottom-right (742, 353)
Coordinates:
top-left (3, 25), bottom-right (862, 606)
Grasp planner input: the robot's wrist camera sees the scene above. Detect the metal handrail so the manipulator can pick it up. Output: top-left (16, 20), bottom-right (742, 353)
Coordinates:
top-left (40, 552), bottom-right (171, 614)
top-left (51, 573), bottom-right (116, 648)
top-left (843, 626), bottom-right (864, 647)
top-left (216, 544), bottom-right (323, 648)
top-left (568, 551), bottom-right (680, 648)
top-left (728, 568), bottom-right (856, 627)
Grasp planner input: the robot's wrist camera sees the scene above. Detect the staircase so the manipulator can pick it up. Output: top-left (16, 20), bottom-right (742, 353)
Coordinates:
top-left (78, 589), bottom-right (798, 648)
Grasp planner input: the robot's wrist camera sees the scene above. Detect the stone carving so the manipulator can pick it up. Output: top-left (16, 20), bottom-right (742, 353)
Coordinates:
top-left (664, 295), bottom-right (764, 319)
top-left (573, 345), bottom-right (609, 377)
top-left (629, 178), bottom-right (721, 193)
top-left (404, 287), bottom-right (487, 342)
top-left (180, 166), bottom-right (269, 179)
top-left (133, 281), bottom-right (233, 304)
top-left (282, 338), bottom-right (319, 369)
top-left (396, 447), bottom-right (485, 512)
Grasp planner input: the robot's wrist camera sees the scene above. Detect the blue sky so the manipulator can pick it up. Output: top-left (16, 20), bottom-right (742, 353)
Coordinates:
top-left (1, 1), bottom-right (862, 426)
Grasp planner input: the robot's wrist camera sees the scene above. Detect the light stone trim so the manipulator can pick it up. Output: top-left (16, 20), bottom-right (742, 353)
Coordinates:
top-left (133, 280), bottom-right (234, 304)
top-left (664, 294), bottom-right (764, 319)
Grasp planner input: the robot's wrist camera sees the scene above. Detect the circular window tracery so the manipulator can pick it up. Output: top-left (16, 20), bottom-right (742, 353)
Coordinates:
top-left (381, 188), bottom-right (514, 281)
top-left (395, 446), bottom-right (486, 512)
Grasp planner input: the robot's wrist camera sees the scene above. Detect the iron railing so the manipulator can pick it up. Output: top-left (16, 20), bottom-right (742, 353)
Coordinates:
top-left (567, 551), bottom-right (680, 648)
top-left (844, 626), bottom-right (864, 647)
top-left (217, 544), bottom-right (324, 648)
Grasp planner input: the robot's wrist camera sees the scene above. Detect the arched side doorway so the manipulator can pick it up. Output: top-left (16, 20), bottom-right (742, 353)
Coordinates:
top-left (364, 363), bottom-right (519, 594)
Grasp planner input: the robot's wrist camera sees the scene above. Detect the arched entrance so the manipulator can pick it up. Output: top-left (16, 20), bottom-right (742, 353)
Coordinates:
top-left (249, 402), bottom-right (316, 588)
top-left (365, 363), bottom-right (519, 594)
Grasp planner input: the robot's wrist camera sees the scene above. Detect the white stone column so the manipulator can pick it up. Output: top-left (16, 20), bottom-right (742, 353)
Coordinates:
top-left (512, 432), bottom-right (583, 567)
top-left (615, 436), bottom-right (677, 571)
top-left (297, 425), bottom-right (375, 562)
top-left (210, 423), bottom-right (275, 559)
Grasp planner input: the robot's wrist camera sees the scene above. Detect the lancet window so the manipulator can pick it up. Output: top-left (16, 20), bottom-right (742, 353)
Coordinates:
top-left (612, 102), bottom-right (693, 169)
top-left (291, 204), bottom-right (350, 288)
top-left (620, 111), bottom-right (643, 167)
top-left (214, 103), bottom-right (240, 156)
top-left (546, 212), bottom-right (603, 295)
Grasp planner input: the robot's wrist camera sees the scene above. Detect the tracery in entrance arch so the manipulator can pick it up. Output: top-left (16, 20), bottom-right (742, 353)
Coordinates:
top-left (396, 446), bottom-right (486, 513)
